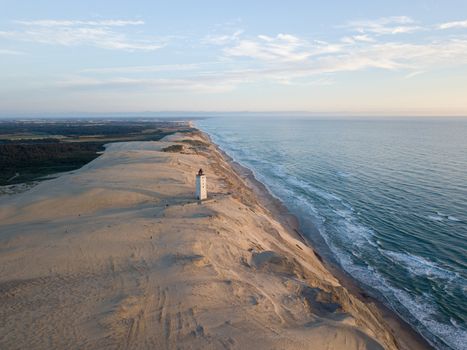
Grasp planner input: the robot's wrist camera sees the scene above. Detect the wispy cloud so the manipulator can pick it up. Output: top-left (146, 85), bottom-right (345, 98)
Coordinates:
top-left (0, 19), bottom-right (163, 51)
top-left (54, 75), bottom-right (236, 93)
top-left (0, 48), bottom-right (24, 55)
top-left (13, 19), bottom-right (145, 27)
top-left (202, 30), bottom-right (243, 45)
top-left (224, 33), bottom-right (339, 62)
top-left (7, 15), bottom-right (467, 96)
top-left (56, 30), bottom-right (467, 94)
top-left (81, 63), bottom-right (202, 74)
top-left (208, 27), bottom-right (467, 86)
top-left (341, 34), bottom-right (376, 44)
top-left (345, 16), bottom-right (422, 35)
top-left (405, 70), bottom-right (426, 79)
top-left (206, 14), bottom-right (467, 85)
top-left (438, 20), bottom-right (467, 29)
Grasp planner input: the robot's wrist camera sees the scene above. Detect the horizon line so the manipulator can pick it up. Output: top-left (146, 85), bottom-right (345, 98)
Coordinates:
top-left (1, 111), bottom-right (467, 119)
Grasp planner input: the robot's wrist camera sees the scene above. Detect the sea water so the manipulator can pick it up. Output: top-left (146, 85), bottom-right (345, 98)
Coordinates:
top-left (197, 117), bottom-right (467, 350)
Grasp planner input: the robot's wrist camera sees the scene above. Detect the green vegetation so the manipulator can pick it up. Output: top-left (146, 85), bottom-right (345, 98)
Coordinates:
top-left (0, 141), bottom-right (103, 184)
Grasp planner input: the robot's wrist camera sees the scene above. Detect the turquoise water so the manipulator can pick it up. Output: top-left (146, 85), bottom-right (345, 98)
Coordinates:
top-left (197, 117), bottom-right (467, 350)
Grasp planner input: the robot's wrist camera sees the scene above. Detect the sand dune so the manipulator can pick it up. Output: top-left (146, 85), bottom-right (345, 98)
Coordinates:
top-left (0, 131), bottom-right (429, 349)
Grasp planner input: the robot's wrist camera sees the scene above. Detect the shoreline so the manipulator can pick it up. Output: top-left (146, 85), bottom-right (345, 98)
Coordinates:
top-left (199, 128), bottom-right (434, 350)
top-left (0, 124), bottom-right (433, 349)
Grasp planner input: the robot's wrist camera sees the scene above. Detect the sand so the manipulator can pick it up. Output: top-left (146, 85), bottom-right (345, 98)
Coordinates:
top-left (0, 129), bottom-right (431, 349)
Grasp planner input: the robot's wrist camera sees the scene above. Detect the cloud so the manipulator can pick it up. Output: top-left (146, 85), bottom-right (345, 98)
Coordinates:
top-left (215, 29), bottom-right (467, 86)
top-left (224, 33), bottom-right (327, 62)
top-left (0, 19), bottom-right (162, 51)
top-left (346, 16), bottom-right (422, 35)
top-left (341, 34), bottom-right (375, 44)
top-left (0, 48), bottom-right (24, 55)
top-left (81, 64), bottom-right (202, 74)
top-left (54, 75), bottom-right (235, 94)
top-left (202, 30), bottom-right (243, 45)
top-left (405, 70), bottom-right (426, 79)
top-left (13, 19), bottom-right (145, 27)
top-left (7, 15), bottom-right (467, 96)
top-left (438, 20), bottom-right (467, 29)
top-left (211, 15), bottom-right (467, 86)
top-left (57, 28), bottom-right (467, 95)
top-left (353, 34), bottom-right (376, 42)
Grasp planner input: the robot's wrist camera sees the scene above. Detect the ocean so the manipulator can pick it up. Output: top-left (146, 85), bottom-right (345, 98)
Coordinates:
top-left (197, 117), bottom-right (467, 350)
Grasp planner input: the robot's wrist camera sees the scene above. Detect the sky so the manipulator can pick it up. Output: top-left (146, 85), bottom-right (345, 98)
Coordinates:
top-left (1, 0), bottom-right (467, 116)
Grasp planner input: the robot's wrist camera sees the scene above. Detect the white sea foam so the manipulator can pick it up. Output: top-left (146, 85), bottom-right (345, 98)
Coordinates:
top-left (334, 248), bottom-right (466, 350)
top-left (390, 286), bottom-right (467, 350)
top-left (429, 211), bottom-right (460, 221)
top-left (283, 173), bottom-right (343, 202)
top-left (380, 250), bottom-right (461, 282)
top-left (337, 171), bottom-right (353, 178)
top-left (339, 215), bottom-right (377, 248)
top-left (434, 211), bottom-right (461, 222)
top-left (428, 215), bottom-right (444, 222)
top-left (286, 176), bottom-right (378, 250)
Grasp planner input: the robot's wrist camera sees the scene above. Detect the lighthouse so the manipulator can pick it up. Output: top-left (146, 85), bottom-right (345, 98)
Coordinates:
top-left (196, 168), bottom-right (207, 200)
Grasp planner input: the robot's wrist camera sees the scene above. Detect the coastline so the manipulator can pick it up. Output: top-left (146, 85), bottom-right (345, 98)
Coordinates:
top-left (0, 125), bottom-right (432, 349)
top-left (199, 129), bottom-right (434, 350)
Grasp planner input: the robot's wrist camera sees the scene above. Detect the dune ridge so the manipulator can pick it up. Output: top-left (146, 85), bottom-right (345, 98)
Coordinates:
top-left (0, 128), bottom-right (430, 349)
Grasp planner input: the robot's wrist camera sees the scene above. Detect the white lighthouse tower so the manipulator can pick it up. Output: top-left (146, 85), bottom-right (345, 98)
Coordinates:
top-left (196, 168), bottom-right (207, 200)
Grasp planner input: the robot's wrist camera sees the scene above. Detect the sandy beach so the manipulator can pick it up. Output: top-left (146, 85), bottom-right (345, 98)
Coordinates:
top-left (0, 128), bottom-right (431, 349)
